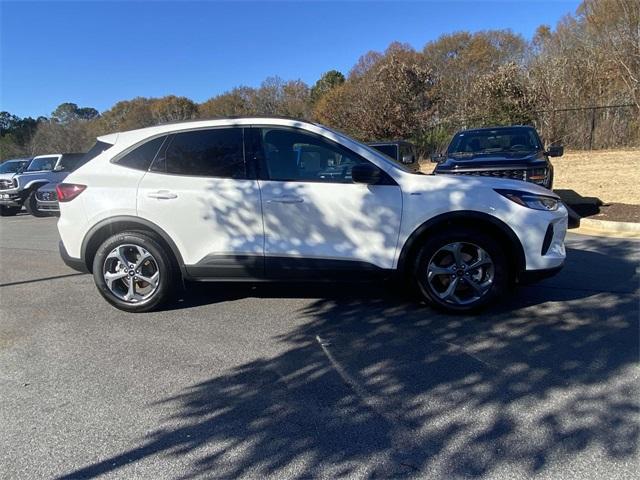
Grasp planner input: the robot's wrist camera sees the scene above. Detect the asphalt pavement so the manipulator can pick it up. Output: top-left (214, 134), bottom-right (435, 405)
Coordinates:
top-left (1, 214), bottom-right (638, 479)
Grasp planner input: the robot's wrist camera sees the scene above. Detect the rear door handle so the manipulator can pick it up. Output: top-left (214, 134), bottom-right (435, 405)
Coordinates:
top-left (268, 195), bottom-right (304, 204)
top-left (147, 190), bottom-right (178, 200)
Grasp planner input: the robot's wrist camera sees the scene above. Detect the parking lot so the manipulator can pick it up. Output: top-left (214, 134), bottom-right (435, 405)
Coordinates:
top-left (1, 214), bottom-right (638, 479)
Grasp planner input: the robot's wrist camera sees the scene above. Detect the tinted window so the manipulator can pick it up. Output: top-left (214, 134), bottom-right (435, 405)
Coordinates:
top-left (116, 136), bottom-right (167, 171)
top-left (26, 156), bottom-right (57, 172)
top-left (370, 144), bottom-right (398, 160)
top-left (163, 128), bottom-right (245, 178)
top-left (59, 153), bottom-right (87, 171)
top-left (259, 127), bottom-right (370, 183)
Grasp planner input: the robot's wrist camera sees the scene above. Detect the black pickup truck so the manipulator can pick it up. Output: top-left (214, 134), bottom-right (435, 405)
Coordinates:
top-left (431, 126), bottom-right (563, 189)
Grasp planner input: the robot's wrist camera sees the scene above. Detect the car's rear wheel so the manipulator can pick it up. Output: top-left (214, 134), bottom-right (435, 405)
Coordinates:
top-left (25, 191), bottom-right (48, 217)
top-left (413, 228), bottom-right (508, 313)
top-left (0, 205), bottom-right (20, 216)
top-left (92, 231), bottom-right (175, 313)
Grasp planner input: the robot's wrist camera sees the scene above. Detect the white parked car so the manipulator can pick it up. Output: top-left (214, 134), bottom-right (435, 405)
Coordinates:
top-left (57, 118), bottom-right (567, 313)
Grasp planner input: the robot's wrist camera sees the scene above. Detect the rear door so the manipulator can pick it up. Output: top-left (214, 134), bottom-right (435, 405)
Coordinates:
top-left (250, 126), bottom-right (402, 279)
top-left (137, 127), bottom-right (264, 278)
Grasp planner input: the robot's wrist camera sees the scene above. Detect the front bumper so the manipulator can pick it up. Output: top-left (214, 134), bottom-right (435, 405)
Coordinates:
top-left (0, 191), bottom-right (24, 207)
top-left (59, 241), bottom-right (89, 273)
top-left (519, 263), bottom-right (564, 284)
top-left (36, 200), bottom-right (60, 213)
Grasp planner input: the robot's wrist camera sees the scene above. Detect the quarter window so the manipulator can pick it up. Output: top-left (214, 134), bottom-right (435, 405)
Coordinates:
top-left (258, 127), bottom-right (370, 183)
top-left (116, 136), bottom-right (167, 171)
top-left (163, 128), bottom-right (245, 178)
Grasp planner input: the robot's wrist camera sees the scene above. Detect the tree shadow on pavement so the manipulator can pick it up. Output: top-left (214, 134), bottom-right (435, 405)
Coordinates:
top-left (59, 241), bottom-right (639, 479)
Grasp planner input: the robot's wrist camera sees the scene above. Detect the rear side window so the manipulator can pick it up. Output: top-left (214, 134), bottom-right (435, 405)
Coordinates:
top-left (115, 136), bottom-right (167, 171)
top-left (162, 128), bottom-right (245, 178)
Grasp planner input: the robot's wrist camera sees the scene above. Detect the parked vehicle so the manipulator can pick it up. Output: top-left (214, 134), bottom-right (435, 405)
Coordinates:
top-left (0, 159), bottom-right (32, 215)
top-left (368, 141), bottom-right (419, 172)
top-left (57, 117), bottom-right (568, 313)
top-left (32, 142), bottom-right (112, 216)
top-left (34, 182), bottom-right (60, 215)
top-left (431, 126), bottom-right (562, 189)
top-left (0, 153), bottom-right (86, 217)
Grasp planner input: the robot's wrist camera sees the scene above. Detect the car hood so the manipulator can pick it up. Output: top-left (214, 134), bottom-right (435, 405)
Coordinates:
top-left (434, 150), bottom-right (547, 172)
top-left (0, 172), bottom-right (17, 181)
top-left (400, 169), bottom-right (558, 197)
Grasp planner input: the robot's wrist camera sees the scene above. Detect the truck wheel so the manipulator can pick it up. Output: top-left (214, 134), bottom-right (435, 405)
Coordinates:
top-left (24, 191), bottom-right (48, 217)
top-left (0, 206), bottom-right (20, 216)
top-left (413, 227), bottom-right (508, 313)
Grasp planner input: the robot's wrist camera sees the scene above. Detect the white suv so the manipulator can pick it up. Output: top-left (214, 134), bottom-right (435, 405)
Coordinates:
top-left (57, 118), bottom-right (567, 313)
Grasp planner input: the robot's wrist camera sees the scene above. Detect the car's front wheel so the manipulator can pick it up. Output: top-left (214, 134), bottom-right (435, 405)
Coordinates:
top-left (92, 231), bottom-right (175, 313)
top-left (413, 228), bottom-right (508, 313)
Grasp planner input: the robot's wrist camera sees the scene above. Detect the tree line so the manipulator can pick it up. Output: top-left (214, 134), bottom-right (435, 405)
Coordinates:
top-left (1, 0), bottom-right (637, 161)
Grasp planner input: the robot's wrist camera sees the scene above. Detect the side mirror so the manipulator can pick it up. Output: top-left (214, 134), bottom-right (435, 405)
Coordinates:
top-left (546, 145), bottom-right (564, 157)
top-left (352, 163), bottom-right (382, 184)
top-left (402, 154), bottom-right (415, 164)
top-left (430, 153), bottom-right (445, 163)
top-left (54, 164), bottom-right (65, 172)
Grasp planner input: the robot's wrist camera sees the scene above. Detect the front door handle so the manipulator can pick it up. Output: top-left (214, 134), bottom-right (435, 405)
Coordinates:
top-left (147, 190), bottom-right (178, 200)
top-left (268, 195), bottom-right (304, 204)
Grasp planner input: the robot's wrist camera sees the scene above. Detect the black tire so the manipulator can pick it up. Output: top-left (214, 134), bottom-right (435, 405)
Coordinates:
top-left (24, 190), bottom-right (48, 217)
top-left (92, 231), bottom-right (176, 313)
top-left (413, 227), bottom-right (509, 313)
top-left (0, 205), bottom-right (20, 216)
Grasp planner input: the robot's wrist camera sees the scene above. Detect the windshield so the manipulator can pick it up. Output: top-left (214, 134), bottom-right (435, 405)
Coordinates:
top-left (448, 128), bottom-right (541, 157)
top-left (26, 156), bottom-right (58, 172)
top-left (0, 160), bottom-right (28, 174)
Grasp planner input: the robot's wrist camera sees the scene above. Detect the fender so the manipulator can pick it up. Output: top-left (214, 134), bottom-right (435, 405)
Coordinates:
top-left (81, 215), bottom-right (188, 277)
top-left (396, 210), bottom-right (526, 274)
top-left (20, 179), bottom-right (49, 192)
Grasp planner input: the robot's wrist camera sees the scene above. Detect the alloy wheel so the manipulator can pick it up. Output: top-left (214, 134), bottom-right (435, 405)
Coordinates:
top-left (102, 244), bottom-right (160, 303)
top-left (426, 242), bottom-right (495, 306)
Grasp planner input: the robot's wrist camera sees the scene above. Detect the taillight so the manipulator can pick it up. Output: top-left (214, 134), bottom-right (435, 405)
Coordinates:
top-left (56, 183), bottom-right (86, 202)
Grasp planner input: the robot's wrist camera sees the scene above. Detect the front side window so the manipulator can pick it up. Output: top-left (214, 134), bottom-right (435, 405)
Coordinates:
top-left (162, 128), bottom-right (245, 178)
top-left (258, 127), bottom-right (370, 183)
top-left (115, 136), bottom-right (167, 171)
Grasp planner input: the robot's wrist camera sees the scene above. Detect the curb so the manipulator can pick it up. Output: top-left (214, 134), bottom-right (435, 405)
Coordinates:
top-left (580, 217), bottom-right (640, 233)
top-left (570, 218), bottom-right (640, 239)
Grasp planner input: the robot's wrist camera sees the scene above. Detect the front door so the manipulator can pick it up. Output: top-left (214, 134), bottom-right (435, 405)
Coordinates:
top-left (250, 126), bottom-right (402, 278)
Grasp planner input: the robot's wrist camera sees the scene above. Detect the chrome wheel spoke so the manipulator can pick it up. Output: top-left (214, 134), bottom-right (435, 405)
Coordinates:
top-left (468, 249), bottom-right (491, 271)
top-left (124, 277), bottom-right (136, 301)
top-left (106, 246), bottom-right (129, 268)
top-left (104, 271), bottom-right (127, 289)
top-left (134, 246), bottom-right (152, 269)
top-left (428, 265), bottom-right (452, 277)
top-left (439, 277), bottom-right (459, 300)
top-left (137, 271), bottom-right (159, 288)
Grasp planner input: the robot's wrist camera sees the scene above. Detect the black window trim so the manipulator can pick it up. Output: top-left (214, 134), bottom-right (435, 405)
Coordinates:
top-left (147, 126), bottom-right (253, 180)
top-left (248, 125), bottom-right (397, 186)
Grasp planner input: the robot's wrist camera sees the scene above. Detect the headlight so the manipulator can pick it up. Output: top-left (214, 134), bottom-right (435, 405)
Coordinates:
top-left (495, 189), bottom-right (560, 211)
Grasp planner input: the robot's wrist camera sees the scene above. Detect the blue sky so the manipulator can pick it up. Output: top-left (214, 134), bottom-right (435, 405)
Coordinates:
top-left (1, 1), bottom-right (580, 118)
